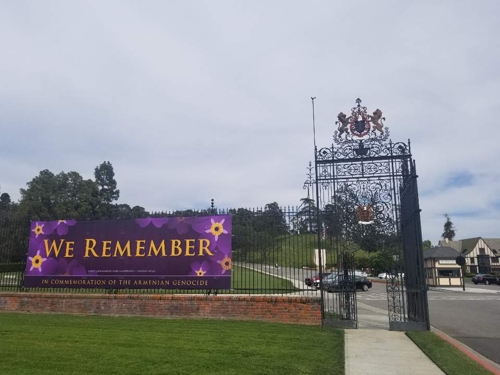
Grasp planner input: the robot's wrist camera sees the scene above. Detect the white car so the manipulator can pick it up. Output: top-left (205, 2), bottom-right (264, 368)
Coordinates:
top-left (378, 272), bottom-right (405, 279)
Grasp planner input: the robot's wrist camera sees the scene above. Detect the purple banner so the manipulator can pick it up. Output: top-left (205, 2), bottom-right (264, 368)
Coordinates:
top-left (24, 215), bottom-right (232, 289)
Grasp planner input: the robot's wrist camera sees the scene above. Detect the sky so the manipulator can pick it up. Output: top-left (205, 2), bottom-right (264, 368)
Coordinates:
top-left (1, 1), bottom-right (499, 245)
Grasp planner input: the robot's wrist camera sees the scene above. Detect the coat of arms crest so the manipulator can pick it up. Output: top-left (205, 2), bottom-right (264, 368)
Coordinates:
top-left (335, 99), bottom-right (386, 139)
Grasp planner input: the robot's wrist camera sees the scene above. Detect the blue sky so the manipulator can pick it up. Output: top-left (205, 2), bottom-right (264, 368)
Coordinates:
top-left (1, 1), bottom-right (499, 244)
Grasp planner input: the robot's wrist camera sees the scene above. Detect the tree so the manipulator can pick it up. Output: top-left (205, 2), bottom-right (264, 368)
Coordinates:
top-left (422, 240), bottom-right (432, 250)
top-left (252, 202), bottom-right (288, 236)
top-left (94, 161), bottom-right (120, 218)
top-left (296, 197), bottom-right (318, 234)
top-left (0, 192), bottom-right (11, 206)
top-left (0, 191), bottom-right (14, 220)
top-left (18, 169), bottom-right (100, 220)
top-left (442, 214), bottom-right (456, 241)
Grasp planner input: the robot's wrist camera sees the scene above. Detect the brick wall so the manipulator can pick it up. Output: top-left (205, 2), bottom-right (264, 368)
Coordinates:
top-left (0, 293), bottom-right (322, 326)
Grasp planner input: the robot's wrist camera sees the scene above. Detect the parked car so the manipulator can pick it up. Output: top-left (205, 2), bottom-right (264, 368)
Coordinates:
top-left (472, 274), bottom-right (498, 285)
top-left (312, 273), bottom-right (337, 289)
top-left (322, 275), bottom-right (372, 292)
top-left (305, 272), bottom-right (331, 287)
top-left (378, 272), bottom-right (405, 280)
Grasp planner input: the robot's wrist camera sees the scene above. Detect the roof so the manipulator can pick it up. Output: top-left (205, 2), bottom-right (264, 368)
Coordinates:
top-left (437, 237), bottom-right (500, 256)
top-left (423, 247), bottom-right (461, 259)
top-left (460, 237), bottom-right (482, 255)
top-left (483, 238), bottom-right (500, 254)
top-left (438, 240), bottom-right (462, 252)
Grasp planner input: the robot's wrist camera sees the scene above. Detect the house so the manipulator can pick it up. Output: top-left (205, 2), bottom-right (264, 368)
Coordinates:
top-left (423, 247), bottom-right (463, 287)
top-left (437, 237), bottom-right (500, 274)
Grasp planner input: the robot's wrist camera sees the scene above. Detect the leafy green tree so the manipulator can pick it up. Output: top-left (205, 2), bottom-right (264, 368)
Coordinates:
top-left (0, 192), bottom-right (11, 206)
top-left (18, 169), bottom-right (99, 220)
top-left (131, 205), bottom-right (148, 218)
top-left (370, 251), bottom-right (393, 275)
top-left (231, 208), bottom-right (255, 227)
top-left (442, 214), bottom-right (456, 241)
top-left (0, 191), bottom-right (14, 219)
top-left (422, 240), bottom-right (432, 250)
top-left (252, 202), bottom-right (288, 236)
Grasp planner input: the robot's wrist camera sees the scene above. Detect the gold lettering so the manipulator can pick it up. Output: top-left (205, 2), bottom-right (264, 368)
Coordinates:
top-left (114, 241), bottom-right (131, 257)
top-left (185, 239), bottom-right (195, 256)
top-left (148, 240), bottom-right (166, 257)
top-left (44, 239), bottom-right (65, 257)
top-left (171, 240), bottom-right (182, 256)
top-left (135, 240), bottom-right (146, 257)
top-left (84, 239), bottom-right (98, 258)
top-left (64, 241), bottom-right (75, 258)
top-left (101, 241), bottom-right (112, 257)
top-left (198, 239), bottom-right (213, 256)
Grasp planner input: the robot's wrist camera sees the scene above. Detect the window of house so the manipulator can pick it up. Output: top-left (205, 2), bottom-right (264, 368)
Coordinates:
top-left (470, 266), bottom-right (478, 274)
top-left (492, 257), bottom-right (499, 264)
top-left (470, 257), bottom-right (475, 264)
top-left (426, 269), bottom-right (433, 278)
top-left (479, 248), bottom-right (485, 255)
top-left (438, 269), bottom-right (460, 277)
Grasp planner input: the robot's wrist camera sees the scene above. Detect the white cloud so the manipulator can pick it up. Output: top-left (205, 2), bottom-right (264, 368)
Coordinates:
top-left (1, 0), bottom-right (499, 245)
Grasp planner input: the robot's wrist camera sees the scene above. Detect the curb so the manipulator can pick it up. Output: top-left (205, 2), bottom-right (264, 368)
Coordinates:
top-left (431, 326), bottom-right (500, 375)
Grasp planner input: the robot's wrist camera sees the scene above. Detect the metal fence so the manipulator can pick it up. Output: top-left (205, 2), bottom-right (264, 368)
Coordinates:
top-left (0, 208), bottom-right (332, 296)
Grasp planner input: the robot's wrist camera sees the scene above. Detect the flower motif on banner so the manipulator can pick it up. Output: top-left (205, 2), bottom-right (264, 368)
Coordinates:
top-left (30, 221), bottom-right (57, 241)
top-left (217, 256), bottom-right (232, 274)
top-left (205, 218), bottom-right (228, 241)
top-left (212, 247), bottom-right (232, 275)
top-left (134, 218), bottom-right (168, 228)
top-left (56, 259), bottom-right (87, 276)
top-left (190, 261), bottom-right (210, 277)
top-left (31, 223), bottom-right (45, 238)
top-left (192, 216), bottom-right (231, 253)
top-left (167, 217), bottom-right (195, 235)
top-left (28, 250), bottom-right (46, 272)
top-left (56, 220), bottom-right (77, 235)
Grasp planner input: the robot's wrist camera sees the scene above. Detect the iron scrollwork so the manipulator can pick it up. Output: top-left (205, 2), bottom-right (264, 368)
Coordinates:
top-left (310, 98), bottom-right (428, 331)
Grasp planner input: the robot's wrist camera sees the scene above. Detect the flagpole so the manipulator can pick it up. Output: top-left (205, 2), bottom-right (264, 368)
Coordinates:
top-left (311, 97), bottom-right (317, 151)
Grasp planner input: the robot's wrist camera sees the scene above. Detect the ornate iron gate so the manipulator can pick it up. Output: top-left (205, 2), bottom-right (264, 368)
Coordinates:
top-left (313, 99), bottom-right (430, 330)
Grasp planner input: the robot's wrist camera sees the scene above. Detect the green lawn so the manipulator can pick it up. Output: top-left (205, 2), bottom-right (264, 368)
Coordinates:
top-left (0, 265), bottom-right (298, 294)
top-left (406, 331), bottom-right (494, 375)
top-left (0, 313), bottom-right (344, 375)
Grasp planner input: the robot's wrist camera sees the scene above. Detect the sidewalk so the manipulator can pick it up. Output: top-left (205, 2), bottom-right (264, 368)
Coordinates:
top-left (345, 329), bottom-right (445, 375)
top-left (429, 286), bottom-right (500, 294)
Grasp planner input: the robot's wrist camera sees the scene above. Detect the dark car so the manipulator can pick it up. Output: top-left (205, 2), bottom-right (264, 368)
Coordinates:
top-left (322, 275), bottom-right (372, 292)
top-left (472, 274), bottom-right (498, 285)
top-left (305, 272), bottom-right (331, 287)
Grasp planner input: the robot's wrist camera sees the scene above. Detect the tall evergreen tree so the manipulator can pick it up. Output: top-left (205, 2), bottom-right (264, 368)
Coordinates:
top-left (442, 214), bottom-right (456, 241)
top-left (94, 161), bottom-right (120, 218)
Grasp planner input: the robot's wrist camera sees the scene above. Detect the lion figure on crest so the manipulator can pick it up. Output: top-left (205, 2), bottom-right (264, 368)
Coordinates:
top-left (368, 109), bottom-right (385, 134)
top-left (336, 112), bottom-right (351, 138)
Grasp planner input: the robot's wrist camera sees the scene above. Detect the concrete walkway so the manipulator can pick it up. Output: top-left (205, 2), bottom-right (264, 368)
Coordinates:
top-left (345, 329), bottom-right (445, 375)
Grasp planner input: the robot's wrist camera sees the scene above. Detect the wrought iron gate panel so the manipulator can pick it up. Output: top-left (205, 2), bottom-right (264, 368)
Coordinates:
top-left (312, 99), bottom-right (430, 330)
top-left (389, 160), bottom-right (430, 331)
